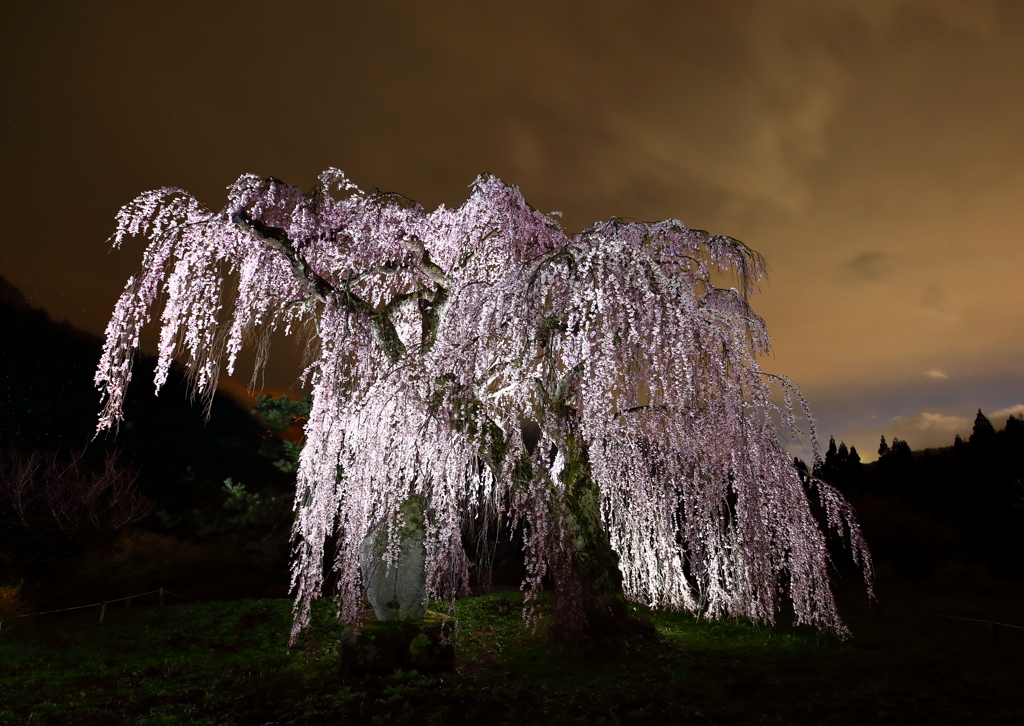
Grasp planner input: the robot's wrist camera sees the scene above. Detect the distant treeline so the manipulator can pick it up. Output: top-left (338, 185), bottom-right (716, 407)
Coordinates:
top-left (797, 411), bottom-right (1024, 580)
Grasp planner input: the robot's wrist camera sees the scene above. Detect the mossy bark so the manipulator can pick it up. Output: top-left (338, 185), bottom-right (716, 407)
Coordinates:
top-left (548, 435), bottom-right (653, 651)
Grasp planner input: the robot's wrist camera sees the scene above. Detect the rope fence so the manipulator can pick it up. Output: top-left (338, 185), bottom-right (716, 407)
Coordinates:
top-left (0, 587), bottom-right (198, 632)
top-left (897, 607), bottom-right (1024, 631)
top-left (850, 596), bottom-right (1024, 644)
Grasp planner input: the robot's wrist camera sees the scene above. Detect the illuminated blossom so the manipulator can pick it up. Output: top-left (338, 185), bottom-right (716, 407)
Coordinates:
top-left (96, 171), bottom-right (871, 642)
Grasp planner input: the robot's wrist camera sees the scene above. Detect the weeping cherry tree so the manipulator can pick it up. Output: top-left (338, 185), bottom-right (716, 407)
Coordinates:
top-left (95, 170), bottom-right (871, 647)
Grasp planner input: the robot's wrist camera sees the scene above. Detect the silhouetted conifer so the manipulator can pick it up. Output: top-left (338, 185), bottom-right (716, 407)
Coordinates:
top-left (815, 437), bottom-right (838, 482)
top-left (815, 439), bottom-right (865, 493)
top-left (969, 409), bottom-right (995, 446)
top-left (1003, 413), bottom-right (1023, 439)
top-left (890, 438), bottom-right (912, 459)
top-left (793, 457), bottom-right (811, 486)
top-left (874, 436), bottom-right (914, 499)
top-left (878, 435), bottom-right (889, 458)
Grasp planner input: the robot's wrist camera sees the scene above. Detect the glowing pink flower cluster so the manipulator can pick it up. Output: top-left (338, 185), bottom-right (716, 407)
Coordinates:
top-left (96, 171), bottom-right (871, 641)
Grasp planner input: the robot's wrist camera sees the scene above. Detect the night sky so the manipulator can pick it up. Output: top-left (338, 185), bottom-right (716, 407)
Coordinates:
top-left (3, 1), bottom-right (1022, 460)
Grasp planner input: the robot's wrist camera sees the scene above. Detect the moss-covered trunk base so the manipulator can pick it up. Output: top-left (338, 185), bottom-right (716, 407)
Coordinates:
top-left (548, 435), bottom-right (656, 653)
top-left (339, 611), bottom-right (456, 675)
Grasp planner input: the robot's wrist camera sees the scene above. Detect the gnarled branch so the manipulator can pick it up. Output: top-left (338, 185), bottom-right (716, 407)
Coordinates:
top-left (231, 210), bottom-right (336, 302)
top-left (232, 209), bottom-right (413, 362)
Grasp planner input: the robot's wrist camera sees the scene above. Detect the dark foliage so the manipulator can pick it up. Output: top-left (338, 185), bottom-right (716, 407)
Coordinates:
top-left (0, 444), bottom-right (151, 582)
top-left (154, 397), bottom-right (307, 582)
top-left (252, 394), bottom-right (311, 474)
top-left (815, 413), bottom-right (1024, 579)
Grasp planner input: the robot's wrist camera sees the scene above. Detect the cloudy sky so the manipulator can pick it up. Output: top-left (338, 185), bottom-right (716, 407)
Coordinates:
top-left (3, 0), bottom-right (1022, 460)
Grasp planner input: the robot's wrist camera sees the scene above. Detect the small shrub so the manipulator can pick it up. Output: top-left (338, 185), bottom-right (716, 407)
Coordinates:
top-left (0, 581), bottom-right (29, 638)
top-left (0, 443), bottom-right (151, 583)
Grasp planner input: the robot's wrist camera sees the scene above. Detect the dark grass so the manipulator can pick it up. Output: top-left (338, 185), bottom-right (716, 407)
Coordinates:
top-left (2, 583), bottom-right (1022, 725)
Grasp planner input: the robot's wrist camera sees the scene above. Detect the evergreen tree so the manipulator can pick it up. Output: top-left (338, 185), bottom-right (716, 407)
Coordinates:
top-left (814, 438), bottom-right (865, 491)
top-left (889, 438), bottom-right (912, 459)
top-left (793, 457), bottom-right (810, 485)
top-left (969, 409), bottom-right (996, 446)
top-left (875, 436), bottom-right (914, 499)
top-left (845, 446), bottom-right (864, 486)
top-left (252, 395), bottom-right (312, 474)
top-left (878, 435), bottom-right (889, 458)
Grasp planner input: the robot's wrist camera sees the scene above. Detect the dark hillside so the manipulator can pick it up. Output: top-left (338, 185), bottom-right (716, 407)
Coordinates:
top-left (0, 275), bottom-right (283, 512)
top-left (810, 416), bottom-right (1024, 580)
top-left (1, 276), bottom-right (293, 601)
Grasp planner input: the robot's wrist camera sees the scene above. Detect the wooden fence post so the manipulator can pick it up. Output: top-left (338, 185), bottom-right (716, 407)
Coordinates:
top-left (988, 621), bottom-right (999, 645)
top-left (159, 587), bottom-right (164, 608)
top-left (125, 596), bottom-right (132, 608)
top-left (98, 601), bottom-right (107, 625)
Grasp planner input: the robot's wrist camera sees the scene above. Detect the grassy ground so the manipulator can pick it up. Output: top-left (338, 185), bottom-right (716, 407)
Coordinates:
top-left (1, 583), bottom-right (1022, 725)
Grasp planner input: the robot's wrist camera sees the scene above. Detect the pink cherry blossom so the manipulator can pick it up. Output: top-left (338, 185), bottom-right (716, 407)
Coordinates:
top-left (96, 171), bottom-right (872, 643)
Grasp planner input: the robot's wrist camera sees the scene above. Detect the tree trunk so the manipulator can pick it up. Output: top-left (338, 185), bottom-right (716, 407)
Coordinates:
top-left (548, 435), bottom-right (653, 651)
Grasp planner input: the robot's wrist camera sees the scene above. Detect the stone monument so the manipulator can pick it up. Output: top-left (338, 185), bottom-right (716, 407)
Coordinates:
top-left (358, 495), bottom-right (428, 621)
top-left (341, 495), bottom-right (456, 674)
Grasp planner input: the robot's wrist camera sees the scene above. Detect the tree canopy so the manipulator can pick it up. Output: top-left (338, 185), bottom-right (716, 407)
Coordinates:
top-left (96, 170), bottom-right (871, 642)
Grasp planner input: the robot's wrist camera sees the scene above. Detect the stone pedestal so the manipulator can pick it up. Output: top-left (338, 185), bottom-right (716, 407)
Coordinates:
top-left (339, 611), bottom-right (457, 675)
